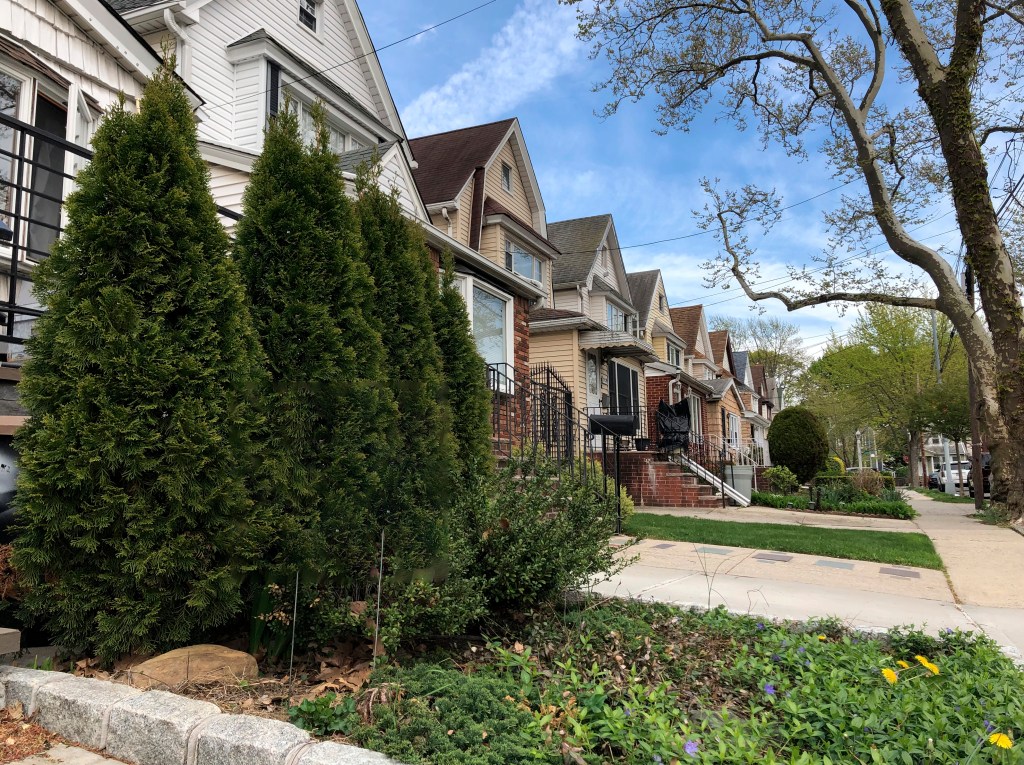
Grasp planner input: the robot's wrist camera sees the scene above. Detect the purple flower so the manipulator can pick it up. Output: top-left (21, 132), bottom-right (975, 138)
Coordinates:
top-left (624, 708), bottom-right (631, 717)
top-left (764, 683), bottom-right (776, 696)
top-left (797, 646), bottom-right (806, 654)
top-left (805, 660), bottom-right (812, 667)
top-left (756, 622), bottom-right (765, 630)
top-left (685, 741), bottom-right (700, 756)
top-left (771, 653), bottom-right (782, 662)
top-left (945, 628), bottom-right (954, 634)
top-left (984, 720), bottom-right (996, 733)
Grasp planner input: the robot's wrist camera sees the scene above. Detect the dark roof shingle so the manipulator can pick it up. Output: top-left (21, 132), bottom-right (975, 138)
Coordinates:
top-left (530, 307), bottom-right (586, 322)
top-left (106, 0), bottom-right (162, 12)
top-left (626, 270), bottom-right (659, 327)
top-left (669, 306), bottom-right (703, 351)
top-left (409, 119), bottom-right (516, 205)
top-left (708, 330), bottom-right (731, 373)
top-left (337, 140), bottom-right (397, 173)
top-left (546, 215), bottom-right (611, 286)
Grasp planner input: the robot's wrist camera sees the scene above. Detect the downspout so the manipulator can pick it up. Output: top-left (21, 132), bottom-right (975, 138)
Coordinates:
top-left (440, 206), bottom-right (452, 237)
top-left (163, 9), bottom-right (192, 82)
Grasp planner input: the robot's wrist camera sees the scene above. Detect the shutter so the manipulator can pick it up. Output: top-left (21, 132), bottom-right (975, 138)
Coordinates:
top-left (268, 62), bottom-right (281, 116)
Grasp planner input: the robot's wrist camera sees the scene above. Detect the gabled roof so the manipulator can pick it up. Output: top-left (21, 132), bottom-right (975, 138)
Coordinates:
top-left (410, 118), bottom-right (515, 205)
top-left (708, 330), bottom-right (731, 374)
top-left (547, 214), bottom-right (611, 286)
top-left (733, 350), bottom-right (749, 385)
top-left (670, 306), bottom-right (703, 352)
top-left (751, 363), bottom-right (768, 395)
top-left (337, 140), bottom-right (398, 174)
top-left (626, 270), bottom-right (659, 328)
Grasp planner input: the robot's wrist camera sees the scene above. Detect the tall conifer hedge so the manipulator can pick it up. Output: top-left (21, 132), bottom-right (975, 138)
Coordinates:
top-left (234, 107), bottom-right (393, 585)
top-left (12, 66), bottom-right (269, 660)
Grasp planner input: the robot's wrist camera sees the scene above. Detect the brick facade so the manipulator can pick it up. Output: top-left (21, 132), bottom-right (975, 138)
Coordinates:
top-left (611, 451), bottom-right (722, 508)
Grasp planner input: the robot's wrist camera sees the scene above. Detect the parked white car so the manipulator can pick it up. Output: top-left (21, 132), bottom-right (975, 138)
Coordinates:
top-left (939, 461), bottom-right (972, 491)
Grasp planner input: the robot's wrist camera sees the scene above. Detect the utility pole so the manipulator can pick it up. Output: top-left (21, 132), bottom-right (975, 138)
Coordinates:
top-left (932, 312), bottom-right (954, 494)
top-left (965, 264), bottom-right (985, 509)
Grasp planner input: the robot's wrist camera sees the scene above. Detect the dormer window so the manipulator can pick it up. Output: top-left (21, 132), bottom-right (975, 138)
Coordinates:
top-left (607, 303), bottom-right (626, 332)
top-left (505, 239), bottom-right (542, 282)
top-left (299, 0), bottom-right (318, 32)
top-left (501, 162), bottom-right (512, 193)
top-left (667, 344), bottom-right (681, 368)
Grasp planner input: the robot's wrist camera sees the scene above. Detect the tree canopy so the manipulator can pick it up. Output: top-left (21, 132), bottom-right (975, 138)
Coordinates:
top-left (566, 0), bottom-right (1024, 519)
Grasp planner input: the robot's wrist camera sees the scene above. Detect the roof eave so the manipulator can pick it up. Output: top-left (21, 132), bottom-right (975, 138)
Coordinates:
top-left (420, 223), bottom-right (545, 299)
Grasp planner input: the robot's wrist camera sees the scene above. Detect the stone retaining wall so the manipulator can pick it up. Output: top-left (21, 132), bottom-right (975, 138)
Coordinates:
top-left (0, 666), bottom-right (399, 765)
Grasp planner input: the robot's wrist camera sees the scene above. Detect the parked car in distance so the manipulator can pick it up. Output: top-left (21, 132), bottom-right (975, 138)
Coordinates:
top-left (968, 453), bottom-right (992, 498)
top-left (939, 461), bottom-right (972, 492)
top-left (928, 470), bottom-right (940, 490)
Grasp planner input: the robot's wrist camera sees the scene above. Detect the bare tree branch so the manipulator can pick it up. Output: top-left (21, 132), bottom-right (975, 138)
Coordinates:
top-left (980, 124), bottom-right (1024, 144)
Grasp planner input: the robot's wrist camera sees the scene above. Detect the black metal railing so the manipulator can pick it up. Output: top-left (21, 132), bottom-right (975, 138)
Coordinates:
top-left (0, 111), bottom-right (242, 364)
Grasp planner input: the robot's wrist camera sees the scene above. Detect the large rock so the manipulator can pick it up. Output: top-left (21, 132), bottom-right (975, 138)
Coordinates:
top-left (127, 645), bottom-right (258, 690)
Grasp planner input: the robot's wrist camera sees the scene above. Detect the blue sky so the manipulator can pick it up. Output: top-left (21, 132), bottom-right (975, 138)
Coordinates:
top-left (360, 0), bottom-right (964, 354)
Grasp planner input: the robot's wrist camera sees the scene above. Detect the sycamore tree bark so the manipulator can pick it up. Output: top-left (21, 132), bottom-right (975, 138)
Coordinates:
top-left (566, 0), bottom-right (1024, 520)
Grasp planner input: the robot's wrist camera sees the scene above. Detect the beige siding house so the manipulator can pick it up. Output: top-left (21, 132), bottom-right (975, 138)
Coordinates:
top-left (531, 214), bottom-right (657, 433)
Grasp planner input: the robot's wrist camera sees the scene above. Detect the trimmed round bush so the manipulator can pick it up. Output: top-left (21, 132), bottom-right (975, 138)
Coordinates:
top-left (767, 407), bottom-right (830, 483)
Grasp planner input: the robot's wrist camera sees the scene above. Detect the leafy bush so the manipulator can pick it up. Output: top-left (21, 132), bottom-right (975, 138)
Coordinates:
top-left (823, 456), bottom-right (846, 475)
top-left (880, 486), bottom-right (907, 503)
top-left (289, 693), bottom-right (359, 736)
top-left (468, 455), bottom-right (629, 611)
top-left (763, 466), bottom-right (799, 494)
top-left (851, 469), bottom-right (885, 496)
top-left (351, 664), bottom-right (536, 765)
top-left (767, 407), bottom-right (830, 482)
top-left (751, 491), bottom-right (915, 519)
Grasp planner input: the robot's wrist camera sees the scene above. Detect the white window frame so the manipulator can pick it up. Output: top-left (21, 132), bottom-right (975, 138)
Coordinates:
top-left (504, 237), bottom-right (543, 283)
top-left (453, 273), bottom-right (514, 372)
top-left (606, 301), bottom-right (626, 332)
top-left (501, 162), bottom-right (512, 193)
top-left (667, 343), bottom-right (682, 368)
top-left (273, 73), bottom-right (375, 151)
top-left (298, 0), bottom-right (320, 34)
top-left (688, 393), bottom-right (702, 439)
top-left (728, 412), bottom-right (741, 446)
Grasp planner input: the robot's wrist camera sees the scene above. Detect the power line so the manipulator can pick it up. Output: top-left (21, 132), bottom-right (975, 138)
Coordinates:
top-left (202, 0), bottom-right (503, 113)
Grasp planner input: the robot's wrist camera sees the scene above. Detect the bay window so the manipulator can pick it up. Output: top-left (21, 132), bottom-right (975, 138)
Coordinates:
top-left (606, 302), bottom-right (626, 332)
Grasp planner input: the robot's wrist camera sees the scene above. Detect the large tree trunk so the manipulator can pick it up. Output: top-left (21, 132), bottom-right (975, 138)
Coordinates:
top-left (883, 0), bottom-right (1024, 521)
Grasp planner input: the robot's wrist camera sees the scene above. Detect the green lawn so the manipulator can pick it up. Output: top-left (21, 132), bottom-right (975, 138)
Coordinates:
top-left (626, 513), bottom-right (943, 569)
top-left (915, 487), bottom-right (975, 504)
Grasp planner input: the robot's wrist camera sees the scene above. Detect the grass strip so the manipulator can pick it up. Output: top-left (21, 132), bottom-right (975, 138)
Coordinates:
top-left (626, 512), bottom-right (943, 569)
top-left (915, 487), bottom-right (975, 504)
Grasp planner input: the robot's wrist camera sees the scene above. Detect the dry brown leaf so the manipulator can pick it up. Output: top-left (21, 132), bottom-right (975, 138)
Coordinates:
top-left (512, 642), bottom-right (525, 655)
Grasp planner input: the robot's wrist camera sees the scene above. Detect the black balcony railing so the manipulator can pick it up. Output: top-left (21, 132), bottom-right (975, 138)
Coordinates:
top-left (0, 111), bottom-right (242, 364)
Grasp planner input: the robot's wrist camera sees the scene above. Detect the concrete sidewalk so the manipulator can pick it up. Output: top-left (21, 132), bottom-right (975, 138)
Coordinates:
top-left (615, 491), bottom-right (1024, 657)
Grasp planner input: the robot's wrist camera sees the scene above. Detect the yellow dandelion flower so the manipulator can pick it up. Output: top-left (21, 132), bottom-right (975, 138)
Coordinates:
top-left (881, 668), bottom-right (898, 685)
top-left (818, 635), bottom-right (827, 641)
top-left (914, 655), bottom-right (929, 666)
top-left (896, 660), bottom-right (910, 669)
top-left (989, 732), bottom-right (1013, 749)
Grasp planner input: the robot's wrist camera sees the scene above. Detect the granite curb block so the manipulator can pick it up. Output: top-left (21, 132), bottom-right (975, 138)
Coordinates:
top-left (0, 666), bottom-right (403, 764)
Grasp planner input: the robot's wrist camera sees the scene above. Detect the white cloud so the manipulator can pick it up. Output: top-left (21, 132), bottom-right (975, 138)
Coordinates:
top-left (402, 0), bottom-right (583, 136)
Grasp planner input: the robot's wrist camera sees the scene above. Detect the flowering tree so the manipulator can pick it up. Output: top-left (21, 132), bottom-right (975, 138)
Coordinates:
top-left (565, 0), bottom-right (1024, 520)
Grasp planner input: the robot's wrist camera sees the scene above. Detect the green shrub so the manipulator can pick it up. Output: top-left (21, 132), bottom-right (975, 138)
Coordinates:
top-left (882, 473), bottom-right (896, 489)
top-left (289, 693), bottom-right (359, 736)
top-left (13, 63), bottom-right (270, 660)
top-left (468, 455), bottom-right (629, 611)
top-left (351, 664), bottom-right (537, 765)
top-left (577, 455), bottom-right (636, 520)
top-left (762, 466), bottom-right (799, 494)
top-left (823, 455), bottom-right (846, 475)
top-left (751, 491), bottom-right (915, 519)
top-left (767, 407), bottom-right (830, 483)
top-left (851, 469), bottom-right (885, 496)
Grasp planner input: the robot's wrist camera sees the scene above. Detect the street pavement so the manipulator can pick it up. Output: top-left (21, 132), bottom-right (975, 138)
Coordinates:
top-left (11, 745), bottom-right (123, 764)
top-left (593, 490), bottom-right (1024, 658)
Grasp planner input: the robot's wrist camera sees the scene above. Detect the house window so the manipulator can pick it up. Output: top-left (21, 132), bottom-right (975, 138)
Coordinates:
top-left (284, 93), bottom-right (350, 153)
top-left (658, 294), bottom-right (665, 311)
top-left (667, 344), bottom-right (681, 368)
top-left (608, 361), bottom-right (640, 415)
top-left (0, 69), bottom-right (25, 228)
top-left (728, 413), bottom-right (741, 446)
top-left (504, 239), bottom-right (542, 282)
top-left (299, 0), bottom-right (318, 32)
top-left (501, 162), bottom-right (512, 192)
top-left (454, 275), bottom-right (513, 368)
top-left (606, 302), bottom-right (626, 332)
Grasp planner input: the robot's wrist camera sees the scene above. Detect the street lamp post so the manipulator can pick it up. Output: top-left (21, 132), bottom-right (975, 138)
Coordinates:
top-left (855, 429), bottom-right (863, 471)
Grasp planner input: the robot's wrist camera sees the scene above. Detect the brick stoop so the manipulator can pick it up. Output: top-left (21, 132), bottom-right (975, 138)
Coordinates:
top-left (615, 451), bottom-right (724, 508)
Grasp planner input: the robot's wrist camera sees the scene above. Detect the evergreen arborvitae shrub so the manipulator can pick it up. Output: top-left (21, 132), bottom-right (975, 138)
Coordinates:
top-left (767, 406), bottom-right (830, 483)
top-left (353, 165), bottom-right (458, 566)
top-left (13, 65), bottom-right (270, 660)
top-left (431, 253), bottom-right (494, 476)
top-left (234, 107), bottom-right (393, 590)
top-left (354, 165), bottom-right (484, 648)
